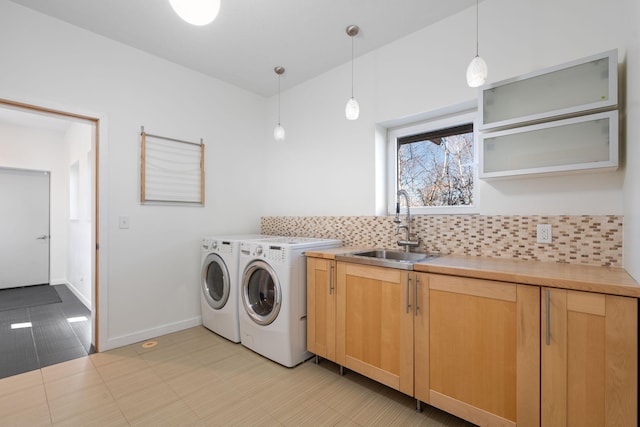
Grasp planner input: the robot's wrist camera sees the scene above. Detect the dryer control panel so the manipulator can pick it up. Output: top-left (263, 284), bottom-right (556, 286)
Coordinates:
top-left (240, 241), bottom-right (288, 263)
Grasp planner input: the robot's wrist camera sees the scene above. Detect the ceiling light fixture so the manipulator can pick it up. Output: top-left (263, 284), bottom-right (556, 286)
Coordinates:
top-left (274, 66), bottom-right (286, 141)
top-left (345, 25), bottom-right (360, 121)
top-left (169, 0), bottom-right (221, 26)
top-left (466, 0), bottom-right (488, 87)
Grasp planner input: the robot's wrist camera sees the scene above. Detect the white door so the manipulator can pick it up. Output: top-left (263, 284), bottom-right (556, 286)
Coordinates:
top-left (0, 167), bottom-right (50, 289)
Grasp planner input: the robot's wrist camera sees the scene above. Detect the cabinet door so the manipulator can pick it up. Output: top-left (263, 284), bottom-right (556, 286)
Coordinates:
top-left (414, 272), bottom-right (430, 404)
top-left (480, 49), bottom-right (617, 131)
top-left (336, 262), bottom-right (414, 395)
top-left (542, 289), bottom-right (638, 427)
top-left (479, 111), bottom-right (618, 179)
top-left (306, 257), bottom-right (336, 361)
top-left (428, 274), bottom-right (540, 427)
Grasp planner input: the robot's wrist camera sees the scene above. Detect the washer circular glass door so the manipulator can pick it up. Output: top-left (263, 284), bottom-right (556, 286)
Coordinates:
top-left (242, 260), bottom-right (281, 325)
top-left (201, 253), bottom-right (230, 310)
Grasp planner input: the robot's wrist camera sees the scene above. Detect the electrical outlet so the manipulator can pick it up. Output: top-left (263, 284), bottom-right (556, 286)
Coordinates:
top-left (537, 224), bottom-right (552, 244)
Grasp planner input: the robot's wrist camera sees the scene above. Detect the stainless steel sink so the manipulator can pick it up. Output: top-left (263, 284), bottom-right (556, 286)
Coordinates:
top-left (352, 250), bottom-right (429, 262)
top-left (335, 249), bottom-right (438, 270)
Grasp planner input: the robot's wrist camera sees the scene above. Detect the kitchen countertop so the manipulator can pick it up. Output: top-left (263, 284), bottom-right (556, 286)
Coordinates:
top-left (305, 248), bottom-right (640, 298)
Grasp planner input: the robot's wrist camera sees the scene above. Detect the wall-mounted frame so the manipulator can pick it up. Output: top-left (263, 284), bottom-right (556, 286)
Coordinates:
top-left (140, 128), bottom-right (204, 205)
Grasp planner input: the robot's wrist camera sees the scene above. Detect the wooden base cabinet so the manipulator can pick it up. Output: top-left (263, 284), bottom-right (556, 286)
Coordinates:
top-left (542, 288), bottom-right (638, 427)
top-left (336, 262), bottom-right (414, 395)
top-left (421, 274), bottom-right (540, 427)
top-left (318, 260), bottom-right (637, 427)
top-left (306, 257), bottom-right (337, 362)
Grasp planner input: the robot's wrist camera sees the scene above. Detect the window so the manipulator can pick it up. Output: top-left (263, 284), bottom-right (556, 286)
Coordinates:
top-left (398, 123), bottom-right (474, 206)
top-left (387, 110), bottom-right (478, 214)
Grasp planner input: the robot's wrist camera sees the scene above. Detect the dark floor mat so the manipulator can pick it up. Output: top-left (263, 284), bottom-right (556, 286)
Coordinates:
top-left (0, 284), bottom-right (62, 312)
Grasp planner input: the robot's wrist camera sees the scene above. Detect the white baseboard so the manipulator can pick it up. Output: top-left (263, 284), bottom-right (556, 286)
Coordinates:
top-left (101, 316), bottom-right (202, 352)
top-left (55, 280), bottom-right (92, 310)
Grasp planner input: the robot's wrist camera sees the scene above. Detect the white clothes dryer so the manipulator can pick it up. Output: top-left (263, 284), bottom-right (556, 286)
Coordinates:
top-left (200, 234), bottom-right (271, 342)
top-left (238, 236), bottom-right (341, 367)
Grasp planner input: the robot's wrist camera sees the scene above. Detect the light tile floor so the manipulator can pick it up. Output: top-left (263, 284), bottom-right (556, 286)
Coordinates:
top-left (0, 326), bottom-right (475, 426)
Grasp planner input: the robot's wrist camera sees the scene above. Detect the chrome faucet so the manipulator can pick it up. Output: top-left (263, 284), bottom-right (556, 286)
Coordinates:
top-left (394, 190), bottom-right (420, 252)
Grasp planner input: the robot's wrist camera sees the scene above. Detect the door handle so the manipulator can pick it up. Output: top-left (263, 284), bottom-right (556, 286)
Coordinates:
top-left (414, 274), bottom-right (419, 316)
top-left (36, 235), bottom-right (49, 240)
top-left (329, 263), bottom-right (334, 295)
top-left (405, 273), bottom-right (412, 314)
top-left (545, 289), bottom-right (550, 346)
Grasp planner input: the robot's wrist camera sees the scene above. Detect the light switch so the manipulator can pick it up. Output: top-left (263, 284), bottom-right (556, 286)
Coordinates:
top-left (119, 216), bottom-right (130, 229)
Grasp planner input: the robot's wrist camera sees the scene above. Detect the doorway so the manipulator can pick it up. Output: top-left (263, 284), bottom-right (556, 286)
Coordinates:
top-left (0, 98), bottom-right (100, 377)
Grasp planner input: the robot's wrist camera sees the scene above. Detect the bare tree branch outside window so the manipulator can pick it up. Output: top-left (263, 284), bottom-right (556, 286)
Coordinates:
top-left (398, 127), bottom-right (474, 207)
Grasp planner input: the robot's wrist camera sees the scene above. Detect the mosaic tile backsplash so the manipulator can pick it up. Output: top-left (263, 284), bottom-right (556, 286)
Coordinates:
top-left (261, 215), bottom-right (623, 267)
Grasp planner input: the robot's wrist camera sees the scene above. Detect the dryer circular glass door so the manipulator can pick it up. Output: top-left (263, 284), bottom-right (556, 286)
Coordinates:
top-left (241, 260), bottom-right (281, 325)
top-left (201, 253), bottom-right (230, 310)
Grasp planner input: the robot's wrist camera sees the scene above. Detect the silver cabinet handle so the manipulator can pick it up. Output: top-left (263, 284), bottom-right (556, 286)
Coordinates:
top-left (414, 274), bottom-right (419, 316)
top-left (36, 235), bottom-right (49, 240)
top-left (405, 273), bottom-right (411, 314)
top-left (329, 263), bottom-right (334, 295)
top-left (545, 289), bottom-right (550, 346)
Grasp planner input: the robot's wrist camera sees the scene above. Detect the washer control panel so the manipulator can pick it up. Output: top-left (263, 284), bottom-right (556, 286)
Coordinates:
top-left (240, 241), bottom-right (287, 263)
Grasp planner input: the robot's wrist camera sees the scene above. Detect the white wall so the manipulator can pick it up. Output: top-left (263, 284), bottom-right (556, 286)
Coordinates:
top-left (0, 122), bottom-right (68, 284)
top-left (622, 0), bottom-right (640, 280)
top-left (264, 0), bottom-right (629, 218)
top-left (263, 0), bottom-right (640, 279)
top-left (0, 1), bottom-right (267, 349)
top-left (65, 122), bottom-right (93, 308)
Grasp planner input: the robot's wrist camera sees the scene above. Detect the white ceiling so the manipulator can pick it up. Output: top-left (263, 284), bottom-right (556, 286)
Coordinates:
top-left (7, 0), bottom-right (476, 97)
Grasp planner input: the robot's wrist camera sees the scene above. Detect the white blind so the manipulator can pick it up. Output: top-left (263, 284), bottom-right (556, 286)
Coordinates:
top-left (141, 131), bottom-right (204, 205)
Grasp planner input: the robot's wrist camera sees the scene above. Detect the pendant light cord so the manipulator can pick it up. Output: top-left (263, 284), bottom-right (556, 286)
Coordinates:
top-left (351, 36), bottom-right (355, 98)
top-left (278, 74), bottom-right (281, 125)
top-left (475, 0), bottom-right (479, 56)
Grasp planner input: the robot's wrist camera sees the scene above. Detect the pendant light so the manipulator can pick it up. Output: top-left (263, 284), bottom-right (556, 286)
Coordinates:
top-left (274, 66), bottom-right (286, 141)
top-left (466, 0), bottom-right (488, 87)
top-left (345, 25), bottom-right (360, 121)
top-left (169, 0), bottom-right (221, 26)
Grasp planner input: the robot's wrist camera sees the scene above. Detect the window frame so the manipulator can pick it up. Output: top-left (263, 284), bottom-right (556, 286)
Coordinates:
top-left (386, 109), bottom-right (479, 215)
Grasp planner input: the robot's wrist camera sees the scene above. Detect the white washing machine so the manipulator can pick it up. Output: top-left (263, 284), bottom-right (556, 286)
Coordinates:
top-left (200, 234), bottom-right (272, 342)
top-left (238, 236), bottom-right (341, 367)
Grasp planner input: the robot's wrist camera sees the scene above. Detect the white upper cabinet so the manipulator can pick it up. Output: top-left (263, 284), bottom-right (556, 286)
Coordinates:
top-left (480, 50), bottom-right (617, 131)
top-left (478, 50), bottom-right (619, 179)
top-left (480, 111), bottom-right (618, 179)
